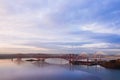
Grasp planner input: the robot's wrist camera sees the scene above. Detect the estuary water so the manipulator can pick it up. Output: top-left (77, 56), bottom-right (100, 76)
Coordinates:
top-left (0, 59), bottom-right (120, 80)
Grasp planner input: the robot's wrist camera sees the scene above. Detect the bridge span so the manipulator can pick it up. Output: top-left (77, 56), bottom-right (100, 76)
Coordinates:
top-left (0, 54), bottom-right (90, 63)
top-left (0, 53), bottom-right (105, 65)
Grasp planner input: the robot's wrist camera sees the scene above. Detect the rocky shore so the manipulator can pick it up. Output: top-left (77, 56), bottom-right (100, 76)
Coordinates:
top-left (100, 59), bottom-right (120, 69)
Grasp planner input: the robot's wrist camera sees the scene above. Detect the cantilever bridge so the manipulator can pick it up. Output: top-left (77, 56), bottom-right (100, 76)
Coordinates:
top-left (0, 53), bottom-right (89, 63)
top-left (6, 52), bottom-right (104, 63)
top-left (15, 54), bottom-right (87, 63)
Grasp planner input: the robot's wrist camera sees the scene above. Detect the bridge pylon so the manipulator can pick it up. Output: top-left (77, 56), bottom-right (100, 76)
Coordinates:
top-left (68, 54), bottom-right (77, 64)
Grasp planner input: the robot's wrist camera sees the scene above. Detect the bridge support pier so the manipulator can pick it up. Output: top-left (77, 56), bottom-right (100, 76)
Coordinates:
top-left (11, 58), bottom-right (13, 61)
top-left (36, 58), bottom-right (45, 62)
top-left (16, 57), bottom-right (22, 61)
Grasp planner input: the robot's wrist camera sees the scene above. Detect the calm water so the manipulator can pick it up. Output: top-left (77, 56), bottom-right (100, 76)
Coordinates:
top-left (0, 59), bottom-right (120, 80)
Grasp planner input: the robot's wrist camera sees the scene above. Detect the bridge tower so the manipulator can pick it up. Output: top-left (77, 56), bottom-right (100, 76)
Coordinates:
top-left (69, 54), bottom-right (77, 64)
top-left (80, 52), bottom-right (89, 62)
top-left (94, 51), bottom-right (105, 62)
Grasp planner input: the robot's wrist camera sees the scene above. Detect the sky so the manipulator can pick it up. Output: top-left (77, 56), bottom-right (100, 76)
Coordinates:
top-left (0, 0), bottom-right (120, 54)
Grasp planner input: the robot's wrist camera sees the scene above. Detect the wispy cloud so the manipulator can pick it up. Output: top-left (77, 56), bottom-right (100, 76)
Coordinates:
top-left (80, 23), bottom-right (120, 35)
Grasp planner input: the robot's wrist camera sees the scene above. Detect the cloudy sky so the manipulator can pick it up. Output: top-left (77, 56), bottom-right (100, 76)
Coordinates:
top-left (0, 0), bottom-right (120, 54)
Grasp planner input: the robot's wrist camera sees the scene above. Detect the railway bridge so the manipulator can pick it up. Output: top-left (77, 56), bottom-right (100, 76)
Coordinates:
top-left (14, 54), bottom-right (88, 63)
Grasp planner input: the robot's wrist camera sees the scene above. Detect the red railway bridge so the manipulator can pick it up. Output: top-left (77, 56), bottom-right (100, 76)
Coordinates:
top-left (14, 54), bottom-right (87, 63)
top-left (10, 53), bottom-right (104, 64)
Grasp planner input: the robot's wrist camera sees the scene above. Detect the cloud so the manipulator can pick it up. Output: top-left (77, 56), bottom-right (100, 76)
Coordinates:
top-left (0, 0), bottom-right (120, 54)
top-left (0, 43), bottom-right (49, 53)
top-left (80, 23), bottom-right (120, 35)
top-left (79, 43), bottom-right (110, 48)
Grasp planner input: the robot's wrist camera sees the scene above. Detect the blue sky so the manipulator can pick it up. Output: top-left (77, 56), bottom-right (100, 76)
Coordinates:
top-left (0, 0), bottom-right (120, 54)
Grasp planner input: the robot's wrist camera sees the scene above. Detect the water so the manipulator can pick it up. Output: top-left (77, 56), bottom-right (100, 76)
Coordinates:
top-left (0, 59), bottom-right (120, 80)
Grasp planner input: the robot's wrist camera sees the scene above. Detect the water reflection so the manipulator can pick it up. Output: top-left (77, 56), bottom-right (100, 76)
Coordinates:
top-left (0, 59), bottom-right (120, 80)
top-left (13, 59), bottom-right (25, 65)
